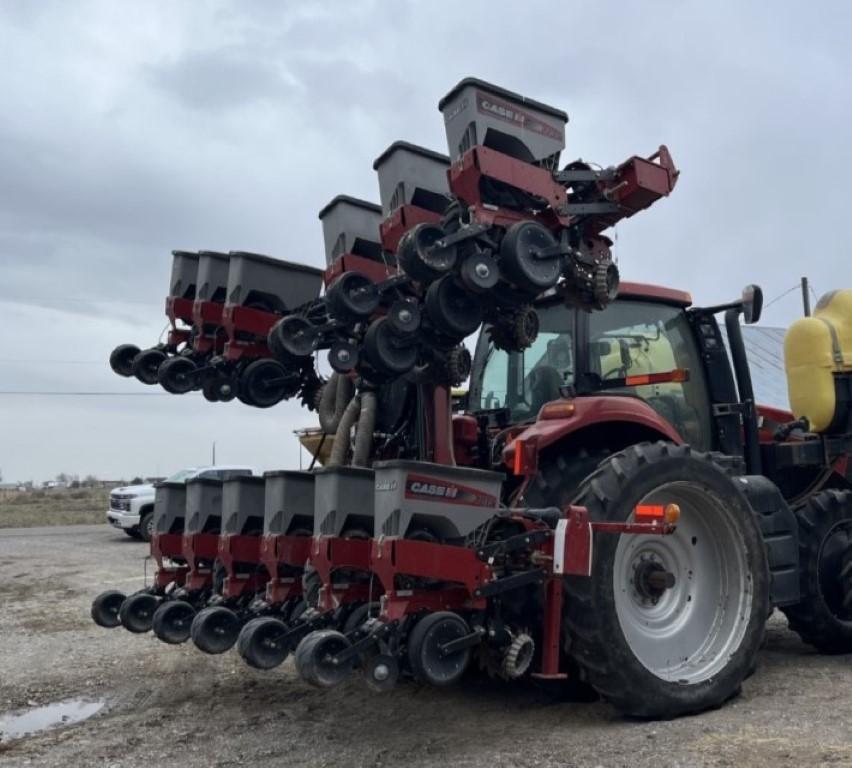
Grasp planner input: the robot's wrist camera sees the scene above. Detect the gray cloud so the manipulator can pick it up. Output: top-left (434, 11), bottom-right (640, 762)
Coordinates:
top-left (0, 0), bottom-right (849, 481)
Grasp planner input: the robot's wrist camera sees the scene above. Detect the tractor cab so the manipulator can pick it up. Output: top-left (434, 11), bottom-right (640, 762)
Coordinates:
top-left (469, 281), bottom-right (716, 453)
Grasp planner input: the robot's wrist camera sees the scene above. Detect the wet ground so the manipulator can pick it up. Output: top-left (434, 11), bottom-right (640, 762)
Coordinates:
top-left (1, 525), bottom-right (851, 767)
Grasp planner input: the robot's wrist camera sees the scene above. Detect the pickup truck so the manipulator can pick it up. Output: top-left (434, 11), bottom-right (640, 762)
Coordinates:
top-left (107, 465), bottom-right (256, 541)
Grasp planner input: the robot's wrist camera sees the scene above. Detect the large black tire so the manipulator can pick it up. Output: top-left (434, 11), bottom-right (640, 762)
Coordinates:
top-left (564, 442), bottom-right (770, 719)
top-left (523, 448), bottom-right (609, 509)
top-left (781, 489), bottom-right (852, 653)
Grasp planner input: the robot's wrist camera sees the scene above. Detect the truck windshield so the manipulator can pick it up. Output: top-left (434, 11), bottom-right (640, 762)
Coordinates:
top-left (477, 304), bottom-right (575, 422)
top-left (165, 469), bottom-right (196, 483)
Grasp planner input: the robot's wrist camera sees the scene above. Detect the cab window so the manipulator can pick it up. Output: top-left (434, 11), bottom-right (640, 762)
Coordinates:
top-left (478, 305), bottom-right (575, 421)
top-left (587, 301), bottom-right (712, 449)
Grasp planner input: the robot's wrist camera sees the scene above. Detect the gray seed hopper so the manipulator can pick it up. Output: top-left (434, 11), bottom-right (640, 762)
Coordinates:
top-left (373, 460), bottom-right (504, 540)
top-left (185, 477), bottom-right (224, 534)
top-left (372, 141), bottom-right (451, 217)
top-left (222, 475), bottom-right (266, 535)
top-left (264, 470), bottom-right (316, 535)
top-left (438, 77), bottom-right (568, 167)
top-left (318, 195), bottom-right (383, 266)
top-left (153, 481), bottom-right (187, 535)
top-left (313, 466), bottom-right (375, 537)
top-left (169, 250), bottom-right (200, 299)
top-left (226, 252), bottom-right (323, 313)
top-left (195, 251), bottom-right (231, 303)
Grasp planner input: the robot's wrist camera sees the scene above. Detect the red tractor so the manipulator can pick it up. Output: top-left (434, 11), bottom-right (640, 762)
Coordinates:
top-left (91, 76), bottom-right (852, 720)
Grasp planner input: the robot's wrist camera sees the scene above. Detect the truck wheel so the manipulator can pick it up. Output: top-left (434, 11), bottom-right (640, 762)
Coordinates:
top-left (138, 511), bottom-right (154, 542)
top-left (781, 489), bottom-right (852, 653)
top-left (123, 528), bottom-right (142, 540)
top-left (565, 442), bottom-right (769, 718)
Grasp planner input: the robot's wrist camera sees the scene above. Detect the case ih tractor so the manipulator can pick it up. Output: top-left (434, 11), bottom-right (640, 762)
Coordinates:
top-left (92, 78), bottom-right (852, 719)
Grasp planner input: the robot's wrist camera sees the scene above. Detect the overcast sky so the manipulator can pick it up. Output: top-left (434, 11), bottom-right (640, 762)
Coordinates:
top-left (1, 1), bottom-right (849, 483)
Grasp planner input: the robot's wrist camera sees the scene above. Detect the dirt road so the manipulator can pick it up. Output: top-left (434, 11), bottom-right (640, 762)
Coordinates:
top-left (1, 525), bottom-right (851, 767)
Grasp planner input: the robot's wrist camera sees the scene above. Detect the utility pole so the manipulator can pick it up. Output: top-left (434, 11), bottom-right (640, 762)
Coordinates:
top-left (212, 441), bottom-right (216, 465)
top-left (801, 276), bottom-right (811, 317)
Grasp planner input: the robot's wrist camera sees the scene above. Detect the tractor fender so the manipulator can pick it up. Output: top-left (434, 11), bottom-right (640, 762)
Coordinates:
top-left (503, 395), bottom-right (683, 466)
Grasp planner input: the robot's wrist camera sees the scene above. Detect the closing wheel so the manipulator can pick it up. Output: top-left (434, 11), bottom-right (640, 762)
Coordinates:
top-left (237, 616), bottom-right (291, 669)
top-left (295, 629), bottom-right (355, 688)
top-left (397, 223), bottom-right (457, 284)
top-left (157, 356), bottom-right (199, 394)
top-left (202, 378), bottom-right (220, 402)
top-left (131, 349), bottom-right (167, 385)
top-left (91, 590), bottom-right (126, 628)
top-left (328, 340), bottom-right (359, 374)
top-left (565, 442), bottom-right (769, 719)
top-left (459, 252), bottom-right (499, 293)
top-left (424, 276), bottom-right (482, 340)
top-left (407, 611), bottom-right (473, 687)
top-left (212, 374), bottom-right (237, 402)
top-left (499, 220), bottom-right (561, 294)
top-left (268, 316), bottom-right (319, 358)
top-left (362, 317), bottom-right (418, 377)
top-left (151, 600), bottom-right (196, 644)
top-left (326, 272), bottom-right (380, 319)
top-left (781, 489), bottom-right (852, 653)
top-left (119, 592), bottom-right (160, 634)
top-left (190, 606), bottom-right (242, 654)
top-left (386, 300), bottom-right (421, 336)
top-left (240, 359), bottom-right (296, 408)
top-left (362, 653), bottom-right (400, 692)
top-left (109, 344), bottom-right (141, 377)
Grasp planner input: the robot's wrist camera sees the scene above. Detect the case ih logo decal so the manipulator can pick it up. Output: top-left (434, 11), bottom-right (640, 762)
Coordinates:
top-left (476, 91), bottom-right (563, 141)
top-left (405, 473), bottom-right (497, 508)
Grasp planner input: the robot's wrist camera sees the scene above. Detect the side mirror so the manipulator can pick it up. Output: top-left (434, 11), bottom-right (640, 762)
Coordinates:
top-left (742, 284), bottom-right (763, 324)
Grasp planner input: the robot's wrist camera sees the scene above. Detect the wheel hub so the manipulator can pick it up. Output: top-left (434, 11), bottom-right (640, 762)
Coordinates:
top-left (632, 554), bottom-right (676, 605)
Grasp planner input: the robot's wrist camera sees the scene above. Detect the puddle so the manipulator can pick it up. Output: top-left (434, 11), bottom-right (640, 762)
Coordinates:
top-left (0, 699), bottom-right (105, 743)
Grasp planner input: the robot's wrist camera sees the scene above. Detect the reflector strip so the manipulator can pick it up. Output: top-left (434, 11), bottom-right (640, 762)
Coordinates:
top-left (635, 504), bottom-right (665, 518)
top-left (624, 369), bottom-right (689, 386)
top-left (513, 440), bottom-right (524, 475)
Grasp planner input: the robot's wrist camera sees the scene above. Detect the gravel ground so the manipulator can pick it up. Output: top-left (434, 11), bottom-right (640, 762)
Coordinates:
top-left (1, 525), bottom-right (851, 768)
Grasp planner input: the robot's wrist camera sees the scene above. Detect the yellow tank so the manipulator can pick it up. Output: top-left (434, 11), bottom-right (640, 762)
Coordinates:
top-left (784, 290), bottom-right (852, 432)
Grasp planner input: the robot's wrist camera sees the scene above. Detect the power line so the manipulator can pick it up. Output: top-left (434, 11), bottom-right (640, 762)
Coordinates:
top-left (0, 295), bottom-right (161, 307)
top-left (0, 391), bottom-right (182, 396)
top-left (0, 359), bottom-right (106, 365)
top-left (763, 284), bottom-right (801, 310)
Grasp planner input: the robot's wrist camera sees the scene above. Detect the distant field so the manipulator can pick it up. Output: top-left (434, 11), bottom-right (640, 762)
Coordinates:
top-left (0, 488), bottom-right (108, 528)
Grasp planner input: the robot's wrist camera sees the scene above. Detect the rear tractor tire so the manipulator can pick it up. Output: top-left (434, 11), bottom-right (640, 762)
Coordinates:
top-left (564, 442), bottom-right (770, 719)
top-left (781, 489), bottom-right (852, 654)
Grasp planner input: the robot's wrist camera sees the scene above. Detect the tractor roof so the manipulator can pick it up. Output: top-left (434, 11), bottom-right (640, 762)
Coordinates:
top-left (616, 281), bottom-right (692, 307)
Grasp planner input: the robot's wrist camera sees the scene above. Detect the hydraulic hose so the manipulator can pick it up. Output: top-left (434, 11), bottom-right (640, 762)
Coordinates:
top-left (352, 390), bottom-right (377, 467)
top-left (329, 393), bottom-right (361, 466)
top-left (318, 373), bottom-right (354, 434)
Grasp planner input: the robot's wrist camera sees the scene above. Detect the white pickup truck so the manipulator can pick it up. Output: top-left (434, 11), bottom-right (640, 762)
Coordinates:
top-left (107, 465), bottom-right (256, 541)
